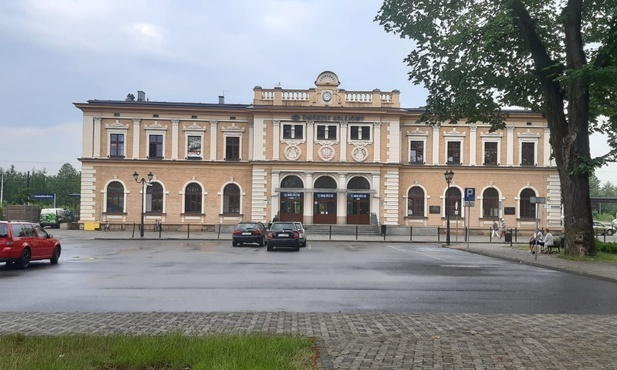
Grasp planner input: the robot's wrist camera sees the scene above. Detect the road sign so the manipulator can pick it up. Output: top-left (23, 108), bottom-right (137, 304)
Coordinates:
top-left (464, 201), bottom-right (475, 207)
top-left (31, 193), bottom-right (55, 200)
top-left (464, 188), bottom-right (475, 201)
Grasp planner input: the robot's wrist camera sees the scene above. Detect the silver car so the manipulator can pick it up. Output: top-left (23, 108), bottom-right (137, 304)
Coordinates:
top-left (293, 222), bottom-right (306, 247)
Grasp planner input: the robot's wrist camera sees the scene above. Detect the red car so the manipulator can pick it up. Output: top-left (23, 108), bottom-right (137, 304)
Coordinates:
top-left (0, 221), bottom-right (62, 269)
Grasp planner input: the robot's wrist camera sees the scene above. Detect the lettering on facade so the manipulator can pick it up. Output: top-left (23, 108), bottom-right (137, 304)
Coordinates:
top-left (291, 114), bottom-right (364, 122)
top-left (281, 192), bottom-right (303, 199)
top-left (316, 193), bottom-right (336, 199)
top-left (347, 193), bottom-right (369, 200)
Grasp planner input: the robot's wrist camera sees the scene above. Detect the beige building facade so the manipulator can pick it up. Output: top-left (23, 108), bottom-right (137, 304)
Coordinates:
top-left (75, 71), bottom-right (562, 232)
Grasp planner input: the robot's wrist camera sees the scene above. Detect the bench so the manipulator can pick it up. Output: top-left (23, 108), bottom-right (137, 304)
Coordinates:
top-left (546, 237), bottom-right (562, 254)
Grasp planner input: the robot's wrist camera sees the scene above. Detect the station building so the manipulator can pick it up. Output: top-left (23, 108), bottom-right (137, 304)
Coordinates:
top-left (75, 71), bottom-right (562, 232)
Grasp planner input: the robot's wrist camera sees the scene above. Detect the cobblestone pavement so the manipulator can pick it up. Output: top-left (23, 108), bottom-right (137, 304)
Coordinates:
top-left (1, 312), bottom-right (616, 369)
top-left (7, 230), bottom-right (616, 369)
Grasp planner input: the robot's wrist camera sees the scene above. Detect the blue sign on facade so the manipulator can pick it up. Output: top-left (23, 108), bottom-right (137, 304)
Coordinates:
top-left (348, 193), bottom-right (369, 200)
top-left (315, 193), bottom-right (336, 199)
top-left (464, 188), bottom-right (475, 201)
top-left (281, 192), bottom-right (302, 199)
top-left (31, 193), bottom-right (55, 200)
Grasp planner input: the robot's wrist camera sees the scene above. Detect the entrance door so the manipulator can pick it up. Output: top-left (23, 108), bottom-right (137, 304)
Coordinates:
top-left (313, 193), bottom-right (337, 224)
top-left (347, 193), bottom-right (370, 224)
top-left (280, 192), bottom-right (303, 222)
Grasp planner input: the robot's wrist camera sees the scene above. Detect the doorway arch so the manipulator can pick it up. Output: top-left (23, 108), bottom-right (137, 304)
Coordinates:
top-left (313, 176), bottom-right (337, 224)
top-left (347, 176), bottom-right (371, 225)
top-left (280, 175), bottom-right (304, 222)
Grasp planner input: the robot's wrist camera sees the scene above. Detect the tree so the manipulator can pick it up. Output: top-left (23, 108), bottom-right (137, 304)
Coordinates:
top-left (376, 0), bottom-right (617, 256)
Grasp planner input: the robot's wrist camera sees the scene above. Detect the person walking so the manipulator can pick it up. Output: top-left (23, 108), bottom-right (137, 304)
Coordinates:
top-left (499, 218), bottom-right (507, 240)
top-left (491, 220), bottom-right (500, 239)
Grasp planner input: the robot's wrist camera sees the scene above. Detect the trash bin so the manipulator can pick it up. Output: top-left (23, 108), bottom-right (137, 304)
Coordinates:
top-left (380, 224), bottom-right (387, 236)
top-left (504, 231), bottom-right (512, 242)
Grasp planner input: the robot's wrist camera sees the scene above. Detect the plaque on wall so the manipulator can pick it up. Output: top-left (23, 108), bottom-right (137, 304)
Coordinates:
top-left (429, 206), bottom-right (441, 214)
top-left (504, 207), bottom-right (516, 215)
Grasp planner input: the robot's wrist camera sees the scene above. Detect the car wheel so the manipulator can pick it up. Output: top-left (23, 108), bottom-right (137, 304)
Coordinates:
top-left (18, 249), bottom-right (31, 269)
top-left (50, 246), bottom-right (61, 265)
top-left (259, 238), bottom-right (264, 247)
top-left (608, 229), bottom-right (615, 236)
top-left (300, 241), bottom-right (306, 248)
top-left (267, 244), bottom-right (273, 251)
top-left (295, 245), bottom-right (300, 252)
top-left (232, 241), bottom-right (238, 247)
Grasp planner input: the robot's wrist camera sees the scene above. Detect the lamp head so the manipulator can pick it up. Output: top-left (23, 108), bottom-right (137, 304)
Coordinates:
top-left (444, 170), bottom-right (454, 184)
top-left (133, 171), bottom-right (139, 182)
top-left (147, 172), bottom-right (154, 181)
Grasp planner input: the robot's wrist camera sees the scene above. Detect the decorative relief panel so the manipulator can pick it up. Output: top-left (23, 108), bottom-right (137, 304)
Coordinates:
top-left (144, 121), bottom-right (168, 131)
top-left (284, 145), bottom-right (301, 161)
top-left (183, 122), bottom-right (207, 132)
top-left (105, 120), bottom-right (129, 130)
top-left (352, 145), bottom-right (369, 162)
top-left (318, 145), bottom-right (335, 162)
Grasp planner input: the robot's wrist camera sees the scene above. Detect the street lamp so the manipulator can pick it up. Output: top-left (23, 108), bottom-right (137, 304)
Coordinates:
top-left (444, 170), bottom-right (455, 245)
top-left (133, 171), bottom-right (154, 238)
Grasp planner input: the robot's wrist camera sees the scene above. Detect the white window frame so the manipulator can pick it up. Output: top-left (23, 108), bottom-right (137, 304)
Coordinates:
top-left (482, 139), bottom-right (500, 165)
top-left (408, 139), bottom-right (426, 164)
top-left (348, 124), bottom-right (372, 142)
top-left (315, 124), bottom-right (338, 141)
top-left (282, 123), bottom-right (305, 140)
top-left (445, 139), bottom-right (464, 164)
top-left (519, 139), bottom-right (538, 166)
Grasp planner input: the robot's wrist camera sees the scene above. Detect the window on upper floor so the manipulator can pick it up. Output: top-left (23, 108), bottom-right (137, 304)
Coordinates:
top-left (484, 142), bottom-right (498, 165)
top-left (187, 135), bottom-right (202, 159)
top-left (316, 125), bottom-right (337, 140)
top-left (521, 142), bottom-right (535, 166)
top-left (110, 134), bottom-right (125, 158)
top-left (184, 182), bottom-right (202, 214)
top-left (225, 136), bottom-right (240, 161)
top-left (223, 183), bottom-right (240, 214)
top-left (410, 141), bottom-right (424, 164)
top-left (106, 181), bottom-right (125, 213)
top-left (350, 125), bottom-right (371, 141)
top-left (149, 135), bottom-right (163, 159)
top-left (447, 141), bottom-right (461, 164)
top-left (407, 187), bottom-right (425, 217)
top-left (283, 124), bottom-right (304, 139)
top-left (146, 182), bottom-right (164, 213)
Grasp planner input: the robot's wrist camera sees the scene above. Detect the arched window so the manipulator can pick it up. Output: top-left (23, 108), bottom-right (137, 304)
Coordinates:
top-left (445, 187), bottom-right (462, 218)
top-left (314, 176), bottom-right (336, 189)
top-left (185, 182), bottom-right (202, 214)
top-left (106, 181), bottom-right (124, 213)
top-left (482, 188), bottom-right (500, 218)
top-left (520, 188), bottom-right (536, 219)
top-left (223, 184), bottom-right (240, 214)
top-left (347, 176), bottom-right (370, 190)
top-left (281, 175), bottom-right (304, 188)
top-left (407, 187), bottom-right (425, 217)
top-left (146, 182), bottom-right (164, 213)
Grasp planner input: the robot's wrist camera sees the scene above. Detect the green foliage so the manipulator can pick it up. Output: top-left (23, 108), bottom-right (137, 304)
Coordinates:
top-left (596, 240), bottom-right (617, 254)
top-left (0, 163), bottom-right (80, 212)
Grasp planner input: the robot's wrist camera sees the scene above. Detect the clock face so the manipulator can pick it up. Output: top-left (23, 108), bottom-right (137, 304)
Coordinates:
top-left (323, 91), bottom-right (332, 102)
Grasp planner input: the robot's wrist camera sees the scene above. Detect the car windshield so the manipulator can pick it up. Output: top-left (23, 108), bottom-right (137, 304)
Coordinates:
top-left (271, 223), bottom-right (295, 232)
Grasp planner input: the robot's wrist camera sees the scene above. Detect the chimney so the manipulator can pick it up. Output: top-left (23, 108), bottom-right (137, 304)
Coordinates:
top-left (137, 91), bottom-right (146, 101)
top-left (218, 95), bottom-right (225, 104)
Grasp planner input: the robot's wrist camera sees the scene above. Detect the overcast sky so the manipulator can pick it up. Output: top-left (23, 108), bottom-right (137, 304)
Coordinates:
top-left (1, 0), bottom-right (616, 185)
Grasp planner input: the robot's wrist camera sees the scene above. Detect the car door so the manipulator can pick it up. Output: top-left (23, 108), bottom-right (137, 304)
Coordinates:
top-left (22, 223), bottom-right (40, 258)
top-left (34, 225), bottom-right (54, 258)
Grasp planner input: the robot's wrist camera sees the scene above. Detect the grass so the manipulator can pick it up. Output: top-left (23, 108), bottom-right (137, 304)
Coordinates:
top-left (1, 332), bottom-right (319, 370)
top-left (511, 244), bottom-right (617, 263)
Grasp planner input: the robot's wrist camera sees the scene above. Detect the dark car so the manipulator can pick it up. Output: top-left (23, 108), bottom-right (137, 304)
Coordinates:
top-left (232, 222), bottom-right (267, 246)
top-left (266, 222), bottom-right (300, 251)
top-left (0, 221), bottom-right (62, 269)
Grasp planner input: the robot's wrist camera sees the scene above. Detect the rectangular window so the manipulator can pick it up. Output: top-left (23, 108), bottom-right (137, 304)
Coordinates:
top-left (484, 142), bottom-right (498, 165)
top-left (410, 141), bottom-right (424, 163)
top-left (187, 136), bottom-right (202, 159)
top-left (447, 142), bottom-right (461, 164)
top-left (521, 142), bottom-right (535, 165)
top-left (225, 137), bottom-right (240, 161)
top-left (148, 135), bottom-right (163, 158)
top-left (350, 126), bottom-right (371, 141)
top-left (110, 134), bottom-right (125, 157)
top-left (316, 125), bottom-right (337, 140)
top-left (283, 124), bottom-right (304, 139)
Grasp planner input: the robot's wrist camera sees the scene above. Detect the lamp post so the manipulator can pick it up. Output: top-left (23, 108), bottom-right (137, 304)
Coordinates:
top-left (133, 171), bottom-right (153, 238)
top-left (444, 170), bottom-right (455, 245)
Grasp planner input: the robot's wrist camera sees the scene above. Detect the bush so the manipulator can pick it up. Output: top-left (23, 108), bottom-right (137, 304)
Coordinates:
top-left (595, 240), bottom-right (617, 254)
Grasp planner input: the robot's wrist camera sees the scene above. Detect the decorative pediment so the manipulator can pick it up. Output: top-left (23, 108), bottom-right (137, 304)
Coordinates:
top-left (406, 127), bottom-right (429, 137)
top-left (105, 120), bottom-right (129, 130)
top-left (480, 131), bottom-right (503, 138)
top-left (183, 122), bottom-right (207, 132)
top-left (443, 128), bottom-right (466, 137)
top-left (221, 123), bottom-right (245, 133)
top-left (144, 121), bottom-right (168, 131)
top-left (517, 129), bottom-right (540, 138)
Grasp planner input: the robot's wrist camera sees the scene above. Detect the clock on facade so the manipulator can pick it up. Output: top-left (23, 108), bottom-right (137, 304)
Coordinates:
top-left (322, 91), bottom-right (332, 102)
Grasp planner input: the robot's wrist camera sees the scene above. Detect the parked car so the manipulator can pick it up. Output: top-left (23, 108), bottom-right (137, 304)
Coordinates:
top-left (593, 221), bottom-right (615, 236)
top-left (293, 222), bottom-right (307, 247)
top-left (266, 222), bottom-right (300, 251)
top-left (612, 219), bottom-right (617, 229)
top-left (232, 222), bottom-right (267, 246)
top-left (0, 221), bottom-right (62, 269)
top-left (40, 208), bottom-right (74, 228)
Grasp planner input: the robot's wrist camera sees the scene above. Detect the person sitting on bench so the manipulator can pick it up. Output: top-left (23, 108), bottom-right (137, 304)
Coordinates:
top-left (542, 228), bottom-right (554, 253)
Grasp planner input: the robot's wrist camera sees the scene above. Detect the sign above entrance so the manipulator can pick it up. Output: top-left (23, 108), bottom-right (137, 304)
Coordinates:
top-left (315, 193), bottom-right (336, 199)
top-left (348, 193), bottom-right (369, 200)
top-left (291, 114), bottom-right (365, 122)
top-left (281, 192), bottom-right (303, 199)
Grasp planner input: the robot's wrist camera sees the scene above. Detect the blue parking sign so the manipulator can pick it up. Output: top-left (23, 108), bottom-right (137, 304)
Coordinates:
top-left (464, 188), bottom-right (475, 201)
